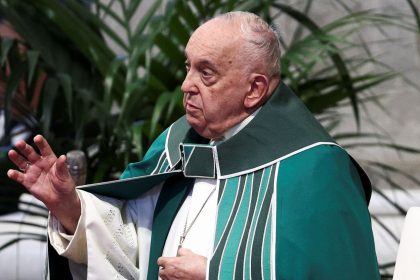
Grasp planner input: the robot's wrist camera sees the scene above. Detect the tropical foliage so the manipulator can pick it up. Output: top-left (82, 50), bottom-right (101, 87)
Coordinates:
top-left (0, 0), bottom-right (419, 277)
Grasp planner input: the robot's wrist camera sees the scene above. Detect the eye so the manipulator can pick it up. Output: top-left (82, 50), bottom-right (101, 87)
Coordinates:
top-left (185, 62), bottom-right (190, 72)
top-left (201, 69), bottom-right (213, 79)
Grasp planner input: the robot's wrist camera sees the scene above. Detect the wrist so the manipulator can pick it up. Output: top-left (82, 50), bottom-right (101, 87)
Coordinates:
top-left (48, 191), bottom-right (81, 234)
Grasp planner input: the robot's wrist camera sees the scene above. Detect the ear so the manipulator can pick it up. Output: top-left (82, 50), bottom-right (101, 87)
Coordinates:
top-left (244, 74), bottom-right (269, 110)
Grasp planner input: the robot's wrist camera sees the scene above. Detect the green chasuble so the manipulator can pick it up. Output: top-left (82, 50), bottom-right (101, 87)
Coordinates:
top-left (54, 82), bottom-right (379, 279)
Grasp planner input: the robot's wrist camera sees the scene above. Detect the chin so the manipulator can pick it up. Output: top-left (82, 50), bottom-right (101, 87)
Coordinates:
top-left (186, 116), bottom-right (203, 132)
top-left (186, 120), bottom-right (208, 139)
top-left (186, 115), bottom-right (220, 139)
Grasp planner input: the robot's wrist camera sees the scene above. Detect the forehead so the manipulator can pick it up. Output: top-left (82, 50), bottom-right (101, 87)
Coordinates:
top-left (185, 19), bottom-right (243, 62)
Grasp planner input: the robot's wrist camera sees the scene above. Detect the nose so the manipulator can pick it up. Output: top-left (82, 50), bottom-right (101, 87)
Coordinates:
top-left (181, 70), bottom-right (199, 95)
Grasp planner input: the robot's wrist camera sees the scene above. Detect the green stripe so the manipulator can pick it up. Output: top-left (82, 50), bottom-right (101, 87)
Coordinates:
top-left (217, 179), bottom-right (227, 203)
top-left (262, 207), bottom-right (272, 280)
top-left (250, 168), bottom-right (275, 279)
top-left (214, 178), bottom-right (238, 246)
top-left (244, 166), bottom-right (272, 280)
top-left (218, 174), bottom-right (252, 279)
top-left (234, 170), bottom-right (263, 279)
top-left (147, 175), bottom-right (193, 280)
top-left (158, 158), bottom-right (169, 173)
top-left (209, 176), bottom-right (246, 279)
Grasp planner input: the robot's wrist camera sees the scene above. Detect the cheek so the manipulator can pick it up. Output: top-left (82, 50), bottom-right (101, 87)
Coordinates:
top-left (200, 93), bottom-right (218, 117)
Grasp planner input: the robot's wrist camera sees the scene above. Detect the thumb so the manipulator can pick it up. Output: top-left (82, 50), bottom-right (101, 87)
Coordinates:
top-left (55, 155), bottom-right (71, 181)
top-left (177, 247), bottom-right (193, 256)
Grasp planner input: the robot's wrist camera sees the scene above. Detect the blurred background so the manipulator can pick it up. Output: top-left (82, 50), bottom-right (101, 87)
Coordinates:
top-left (0, 0), bottom-right (419, 279)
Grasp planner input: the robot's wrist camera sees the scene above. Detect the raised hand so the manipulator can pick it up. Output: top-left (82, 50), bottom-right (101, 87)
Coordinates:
top-left (157, 248), bottom-right (207, 280)
top-left (7, 135), bottom-right (81, 234)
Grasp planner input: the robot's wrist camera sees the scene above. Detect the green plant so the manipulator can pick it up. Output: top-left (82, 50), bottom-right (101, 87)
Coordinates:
top-left (0, 0), bottom-right (419, 277)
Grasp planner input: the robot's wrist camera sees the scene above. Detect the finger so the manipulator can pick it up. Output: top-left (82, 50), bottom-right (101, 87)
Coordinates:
top-left (8, 150), bottom-right (30, 171)
top-left (14, 140), bottom-right (41, 163)
top-left (7, 169), bottom-right (25, 185)
top-left (34, 135), bottom-right (56, 158)
top-left (157, 256), bottom-right (172, 267)
top-left (158, 268), bottom-right (167, 280)
top-left (55, 155), bottom-right (71, 181)
top-left (159, 268), bottom-right (171, 280)
top-left (157, 257), bottom-right (166, 266)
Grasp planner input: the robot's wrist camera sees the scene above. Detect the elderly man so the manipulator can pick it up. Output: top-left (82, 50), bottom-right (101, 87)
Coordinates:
top-left (8, 11), bottom-right (379, 280)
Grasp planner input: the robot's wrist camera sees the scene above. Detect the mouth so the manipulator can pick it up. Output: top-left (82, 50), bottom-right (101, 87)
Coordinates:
top-left (186, 102), bottom-right (200, 112)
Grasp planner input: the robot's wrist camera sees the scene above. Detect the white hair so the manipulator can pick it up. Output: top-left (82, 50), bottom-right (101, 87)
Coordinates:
top-left (213, 11), bottom-right (281, 77)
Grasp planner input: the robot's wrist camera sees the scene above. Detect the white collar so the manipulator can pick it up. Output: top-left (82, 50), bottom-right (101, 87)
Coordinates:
top-left (211, 108), bottom-right (261, 145)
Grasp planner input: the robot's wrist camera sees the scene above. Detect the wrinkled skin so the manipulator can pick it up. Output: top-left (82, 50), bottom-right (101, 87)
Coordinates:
top-left (182, 18), bottom-right (273, 139)
top-left (7, 135), bottom-right (80, 233)
top-left (157, 248), bottom-right (207, 280)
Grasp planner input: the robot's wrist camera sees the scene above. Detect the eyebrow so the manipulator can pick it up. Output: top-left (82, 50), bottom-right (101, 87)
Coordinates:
top-left (196, 59), bottom-right (218, 70)
top-left (185, 57), bottom-right (218, 71)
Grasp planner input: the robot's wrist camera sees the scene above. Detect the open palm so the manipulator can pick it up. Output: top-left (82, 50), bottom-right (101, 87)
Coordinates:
top-left (7, 135), bottom-right (80, 233)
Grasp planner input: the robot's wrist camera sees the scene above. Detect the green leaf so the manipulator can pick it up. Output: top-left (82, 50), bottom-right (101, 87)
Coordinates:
top-left (92, 0), bottom-right (125, 27)
top-left (371, 215), bottom-right (400, 244)
top-left (0, 38), bottom-right (14, 66)
top-left (343, 142), bottom-right (420, 154)
top-left (104, 58), bottom-right (124, 110)
top-left (190, 0), bottom-right (206, 18)
top-left (57, 73), bottom-right (73, 121)
top-left (272, 3), bottom-right (360, 127)
top-left (33, 0), bottom-right (117, 76)
top-left (366, 161), bottom-right (420, 187)
top-left (149, 91), bottom-right (171, 137)
top-left (290, 0), bottom-right (314, 44)
top-left (131, 120), bottom-right (145, 158)
top-left (132, 0), bottom-right (163, 38)
top-left (41, 77), bottom-right (59, 136)
top-left (154, 34), bottom-right (184, 64)
top-left (405, 0), bottom-right (420, 32)
top-left (26, 50), bottom-right (40, 87)
top-left (168, 15), bottom-right (190, 46)
top-left (333, 132), bottom-right (382, 140)
top-left (175, 1), bottom-right (200, 30)
top-left (233, 1), bottom-right (263, 13)
top-left (64, 0), bottom-right (129, 51)
top-left (165, 87), bottom-right (183, 123)
top-left (4, 60), bottom-right (26, 131)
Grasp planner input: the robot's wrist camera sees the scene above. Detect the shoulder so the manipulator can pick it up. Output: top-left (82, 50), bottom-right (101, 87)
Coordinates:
top-left (120, 128), bottom-right (170, 179)
top-left (276, 143), bottom-right (369, 208)
top-left (279, 143), bottom-right (356, 180)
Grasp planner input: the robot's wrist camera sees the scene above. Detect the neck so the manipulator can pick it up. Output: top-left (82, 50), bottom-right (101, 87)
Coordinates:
top-left (212, 109), bottom-right (260, 144)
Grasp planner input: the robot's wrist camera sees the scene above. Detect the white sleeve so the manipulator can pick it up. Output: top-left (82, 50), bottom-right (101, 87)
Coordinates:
top-left (48, 189), bottom-right (140, 280)
top-left (48, 190), bottom-right (87, 264)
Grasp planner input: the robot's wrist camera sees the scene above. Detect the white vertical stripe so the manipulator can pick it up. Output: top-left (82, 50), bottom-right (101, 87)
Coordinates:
top-left (164, 124), bottom-right (174, 168)
top-left (205, 179), bottom-right (220, 280)
top-left (270, 162), bottom-right (280, 280)
top-left (150, 151), bottom-right (166, 175)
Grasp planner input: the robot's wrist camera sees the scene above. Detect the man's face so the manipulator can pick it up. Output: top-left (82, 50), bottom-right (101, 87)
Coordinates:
top-left (181, 20), bottom-right (251, 139)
